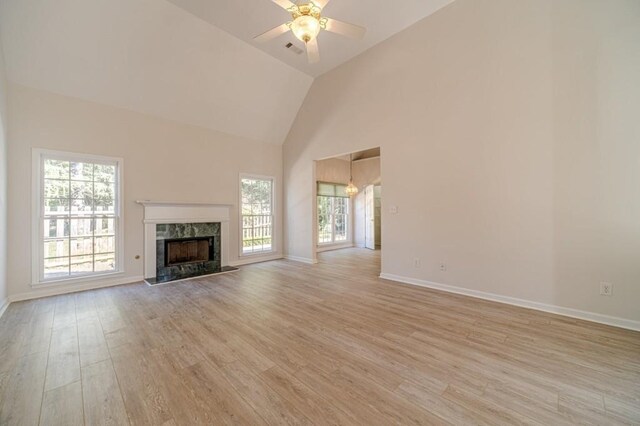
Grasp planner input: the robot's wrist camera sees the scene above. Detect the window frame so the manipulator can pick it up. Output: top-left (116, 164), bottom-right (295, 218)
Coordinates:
top-left (31, 149), bottom-right (125, 286)
top-left (239, 173), bottom-right (276, 258)
top-left (316, 182), bottom-right (351, 246)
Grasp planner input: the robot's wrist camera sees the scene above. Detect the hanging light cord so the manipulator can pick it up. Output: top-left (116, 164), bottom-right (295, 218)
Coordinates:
top-left (350, 153), bottom-right (353, 181)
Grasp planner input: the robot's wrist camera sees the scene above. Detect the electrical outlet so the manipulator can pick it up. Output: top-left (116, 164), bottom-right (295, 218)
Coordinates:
top-left (439, 262), bottom-right (447, 272)
top-left (413, 258), bottom-right (420, 268)
top-left (600, 282), bottom-right (613, 296)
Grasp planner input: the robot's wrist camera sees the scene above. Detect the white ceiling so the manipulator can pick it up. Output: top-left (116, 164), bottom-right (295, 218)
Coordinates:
top-left (0, 0), bottom-right (313, 144)
top-left (167, 0), bottom-right (455, 77)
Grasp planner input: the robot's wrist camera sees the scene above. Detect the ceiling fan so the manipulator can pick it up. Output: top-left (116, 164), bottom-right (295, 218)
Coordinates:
top-left (254, 0), bottom-right (366, 64)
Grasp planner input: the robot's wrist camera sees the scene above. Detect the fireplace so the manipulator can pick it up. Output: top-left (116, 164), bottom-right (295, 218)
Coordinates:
top-left (165, 237), bottom-right (214, 266)
top-left (137, 201), bottom-right (237, 285)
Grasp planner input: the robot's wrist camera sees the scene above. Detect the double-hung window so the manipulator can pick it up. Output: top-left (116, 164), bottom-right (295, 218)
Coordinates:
top-left (317, 182), bottom-right (349, 244)
top-left (33, 150), bottom-right (123, 284)
top-left (240, 175), bottom-right (274, 255)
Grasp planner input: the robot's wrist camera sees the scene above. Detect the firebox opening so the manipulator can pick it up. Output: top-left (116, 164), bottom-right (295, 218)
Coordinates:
top-left (165, 237), bottom-right (213, 266)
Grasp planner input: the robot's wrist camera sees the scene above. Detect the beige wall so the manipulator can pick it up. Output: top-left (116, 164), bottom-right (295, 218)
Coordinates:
top-left (0, 35), bottom-right (7, 307)
top-left (315, 158), bottom-right (350, 184)
top-left (284, 0), bottom-right (640, 322)
top-left (315, 156), bottom-right (381, 187)
top-left (7, 84), bottom-right (283, 300)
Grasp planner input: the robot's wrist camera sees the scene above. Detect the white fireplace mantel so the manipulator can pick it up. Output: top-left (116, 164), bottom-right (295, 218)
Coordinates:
top-left (136, 200), bottom-right (233, 279)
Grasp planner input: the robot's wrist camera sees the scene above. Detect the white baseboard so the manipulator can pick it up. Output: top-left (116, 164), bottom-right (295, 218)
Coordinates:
top-left (9, 275), bottom-right (144, 303)
top-left (229, 253), bottom-right (284, 267)
top-left (379, 273), bottom-right (640, 332)
top-left (0, 298), bottom-right (9, 318)
top-left (284, 255), bottom-right (318, 264)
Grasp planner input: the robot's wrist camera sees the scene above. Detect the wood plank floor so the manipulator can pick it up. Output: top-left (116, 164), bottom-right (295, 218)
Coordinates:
top-left (1, 248), bottom-right (639, 425)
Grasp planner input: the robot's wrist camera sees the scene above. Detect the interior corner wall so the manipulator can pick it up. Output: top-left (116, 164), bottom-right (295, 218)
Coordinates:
top-left (7, 84), bottom-right (284, 301)
top-left (0, 35), bottom-right (8, 310)
top-left (283, 0), bottom-right (640, 323)
top-left (352, 158), bottom-right (381, 190)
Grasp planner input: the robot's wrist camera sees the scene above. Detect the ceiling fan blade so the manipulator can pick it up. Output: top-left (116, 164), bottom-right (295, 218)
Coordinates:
top-left (254, 23), bottom-right (290, 43)
top-left (271, 0), bottom-right (296, 10)
top-left (306, 38), bottom-right (320, 64)
top-left (312, 0), bottom-right (332, 9)
top-left (324, 18), bottom-right (366, 39)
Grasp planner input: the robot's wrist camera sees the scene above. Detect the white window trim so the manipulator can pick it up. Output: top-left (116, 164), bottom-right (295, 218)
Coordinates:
top-left (317, 195), bottom-right (352, 246)
top-left (239, 173), bottom-right (276, 258)
top-left (31, 148), bottom-right (125, 286)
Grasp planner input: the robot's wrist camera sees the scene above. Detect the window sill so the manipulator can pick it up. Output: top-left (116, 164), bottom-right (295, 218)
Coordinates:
top-left (32, 270), bottom-right (125, 288)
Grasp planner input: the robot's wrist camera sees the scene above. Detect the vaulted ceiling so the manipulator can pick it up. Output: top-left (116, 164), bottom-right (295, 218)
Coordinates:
top-left (166, 0), bottom-right (454, 77)
top-left (0, 0), bottom-right (453, 144)
top-left (0, 0), bottom-right (313, 144)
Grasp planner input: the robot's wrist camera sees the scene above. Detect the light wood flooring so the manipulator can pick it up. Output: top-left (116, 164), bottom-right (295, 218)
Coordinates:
top-left (1, 248), bottom-right (639, 425)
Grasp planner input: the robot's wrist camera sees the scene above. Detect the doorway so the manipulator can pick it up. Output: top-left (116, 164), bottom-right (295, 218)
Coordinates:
top-left (313, 147), bottom-right (382, 269)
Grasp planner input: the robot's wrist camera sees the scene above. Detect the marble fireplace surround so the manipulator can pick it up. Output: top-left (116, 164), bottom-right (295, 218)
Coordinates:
top-left (136, 201), bottom-right (232, 280)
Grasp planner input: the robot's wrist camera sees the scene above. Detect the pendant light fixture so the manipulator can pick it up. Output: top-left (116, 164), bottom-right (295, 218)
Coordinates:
top-left (345, 153), bottom-right (358, 196)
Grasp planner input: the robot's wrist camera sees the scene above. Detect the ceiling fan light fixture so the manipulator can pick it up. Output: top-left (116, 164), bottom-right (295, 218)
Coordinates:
top-left (290, 15), bottom-right (321, 43)
top-left (256, 0), bottom-right (366, 64)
